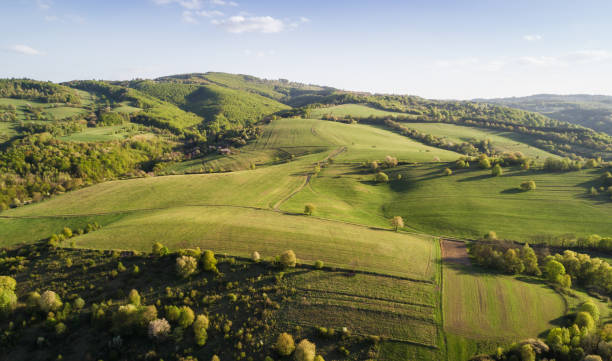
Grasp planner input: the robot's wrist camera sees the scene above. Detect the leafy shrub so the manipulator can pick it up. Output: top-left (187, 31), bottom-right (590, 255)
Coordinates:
top-left (211, 356), bottom-right (220, 361)
top-left (0, 276), bottom-right (16, 291)
top-left (165, 305), bottom-right (181, 322)
top-left (304, 203), bottom-right (315, 216)
top-left (140, 305), bottom-right (158, 327)
top-left (520, 180), bottom-right (536, 191)
top-left (314, 356), bottom-right (325, 361)
top-left (275, 333), bottom-right (295, 356)
top-left (202, 250), bottom-right (218, 273)
top-left (443, 167), bottom-right (452, 176)
top-left (492, 164), bottom-right (503, 177)
top-left (55, 322), bottom-right (67, 335)
top-left (152, 242), bottom-right (169, 256)
top-left (374, 172), bottom-right (389, 183)
top-left (148, 318), bottom-right (171, 340)
top-left (0, 289), bottom-right (17, 317)
top-left (39, 290), bottom-right (62, 312)
top-left (73, 297), bottom-right (85, 310)
top-left (178, 306), bottom-right (195, 328)
top-left (193, 314), bottom-right (209, 346)
top-left (252, 251), bottom-right (261, 262)
top-left (128, 289), bottom-right (141, 306)
top-left (279, 250), bottom-right (297, 268)
top-left (314, 260), bottom-right (324, 269)
top-left (579, 301), bottom-right (600, 322)
top-left (294, 339), bottom-right (316, 361)
top-left (176, 255), bottom-right (198, 278)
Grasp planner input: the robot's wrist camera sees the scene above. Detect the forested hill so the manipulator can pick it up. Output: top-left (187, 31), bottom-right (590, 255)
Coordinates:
top-left (475, 94), bottom-right (612, 136)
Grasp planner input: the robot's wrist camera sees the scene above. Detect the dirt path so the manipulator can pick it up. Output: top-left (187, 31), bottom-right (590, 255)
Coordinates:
top-left (272, 146), bottom-right (346, 210)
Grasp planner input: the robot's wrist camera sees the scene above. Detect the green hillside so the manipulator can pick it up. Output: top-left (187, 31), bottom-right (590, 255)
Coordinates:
top-left (478, 94), bottom-right (612, 136)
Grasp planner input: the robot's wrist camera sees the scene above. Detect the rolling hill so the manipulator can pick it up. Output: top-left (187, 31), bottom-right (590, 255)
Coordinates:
top-left (477, 94), bottom-right (612, 136)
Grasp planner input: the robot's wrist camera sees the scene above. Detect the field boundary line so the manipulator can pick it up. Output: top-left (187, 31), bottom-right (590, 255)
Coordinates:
top-left (294, 287), bottom-right (436, 309)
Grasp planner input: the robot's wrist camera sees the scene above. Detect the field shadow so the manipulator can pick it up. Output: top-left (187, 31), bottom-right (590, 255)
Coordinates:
top-left (457, 173), bottom-right (492, 182)
top-left (500, 188), bottom-right (522, 194)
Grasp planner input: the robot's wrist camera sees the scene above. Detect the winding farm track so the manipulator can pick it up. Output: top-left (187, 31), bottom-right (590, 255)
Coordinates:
top-left (272, 146), bottom-right (347, 210)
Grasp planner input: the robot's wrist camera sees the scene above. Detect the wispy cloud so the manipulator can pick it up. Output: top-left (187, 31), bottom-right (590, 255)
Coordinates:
top-left (435, 49), bottom-right (612, 72)
top-left (153, 0), bottom-right (203, 10)
top-left (211, 0), bottom-right (237, 6)
top-left (523, 34), bottom-right (542, 42)
top-left (36, 0), bottom-right (52, 10)
top-left (212, 15), bottom-right (284, 33)
top-left (7, 44), bottom-right (42, 55)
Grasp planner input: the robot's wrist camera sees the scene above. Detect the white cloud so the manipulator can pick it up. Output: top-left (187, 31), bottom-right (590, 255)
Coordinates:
top-left (523, 34), bottom-right (542, 42)
top-left (565, 50), bottom-right (612, 63)
top-left (8, 44), bottom-right (42, 55)
top-left (213, 15), bottom-right (284, 33)
top-left (299, 16), bottom-right (310, 23)
top-left (211, 0), bottom-right (238, 6)
top-left (182, 10), bottom-right (198, 23)
top-left (197, 10), bottom-right (224, 17)
top-left (153, 0), bottom-right (203, 10)
top-left (518, 55), bottom-right (563, 67)
top-left (36, 0), bottom-right (52, 10)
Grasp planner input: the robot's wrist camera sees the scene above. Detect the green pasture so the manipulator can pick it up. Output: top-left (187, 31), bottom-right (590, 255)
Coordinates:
top-left (309, 104), bottom-right (406, 119)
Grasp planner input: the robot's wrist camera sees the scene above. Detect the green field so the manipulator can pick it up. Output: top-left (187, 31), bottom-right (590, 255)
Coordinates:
top-left (309, 104), bottom-right (406, 118)
top-left (58, 124), bottom-right (148, 142)
top-left (443, 265), bottom-right (565, 339)
top-left (405, 122), bottom-right (560, 159)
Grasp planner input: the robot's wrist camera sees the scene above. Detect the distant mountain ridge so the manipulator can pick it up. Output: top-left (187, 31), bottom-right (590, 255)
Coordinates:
top-left (475, 94), bottom-right (612, 136)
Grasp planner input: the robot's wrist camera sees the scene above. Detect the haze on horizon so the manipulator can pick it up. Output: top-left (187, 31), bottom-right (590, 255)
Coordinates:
top-left (1, 0), bottom-right (611, 100)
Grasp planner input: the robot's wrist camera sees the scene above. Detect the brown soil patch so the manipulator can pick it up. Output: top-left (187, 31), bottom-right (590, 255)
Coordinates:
top-left (440, 239), bottom-right (471, 266)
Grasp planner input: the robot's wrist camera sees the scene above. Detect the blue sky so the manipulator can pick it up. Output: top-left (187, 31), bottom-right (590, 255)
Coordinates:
top-left (1, 0), bottom-right (611, 99)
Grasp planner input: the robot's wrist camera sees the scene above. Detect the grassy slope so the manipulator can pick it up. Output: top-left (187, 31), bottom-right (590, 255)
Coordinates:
top-left (443, 265), bottom-right (565, 339)
top-left (406, 122), bottom-right (559, 159)
top-left (57, 124), bottom-right (148, 142)
top-left (309, 104), bottom-right (561, 160)
top-left (309, 104), bottom-right (406, 118)
top-left (282, 162), bottom-right (612, 240)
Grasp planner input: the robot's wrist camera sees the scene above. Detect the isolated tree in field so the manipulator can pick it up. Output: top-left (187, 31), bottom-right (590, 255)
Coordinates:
top-left (491, 164), bottom-right (503, 177)
top-left (304, 203), bottom-right (315, 216)
top-left (483, 231), bottom-right (498, 240)
top-left (370, 161), bottom-right (379, 171)
top-left (520, 180), bottom-right (537, 191)
top-left (279, 250), bottom-right (297, 268)
top-left (295, 339), bottom-right (316, 361)
top-left (384, 155), bottom-right (398, 168)
top-left (275, 332), bottom-right (295, 356)
top-left (391, 216), bottom-right (404, 231)
top-left (251, 251), bottom-right (261, 262)
top-left (375, 172), bottom-right (389, 183)
top-left (152, 242), bottom-right (169, 256)
top-left (443, 167), bottom-right (452, 176)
